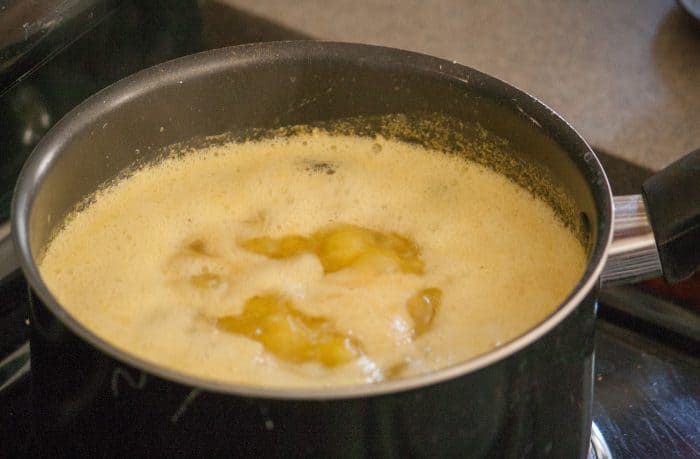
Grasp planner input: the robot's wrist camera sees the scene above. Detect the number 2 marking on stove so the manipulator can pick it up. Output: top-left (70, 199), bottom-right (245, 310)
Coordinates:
top-left (111, 367), bottom-right (148, 397)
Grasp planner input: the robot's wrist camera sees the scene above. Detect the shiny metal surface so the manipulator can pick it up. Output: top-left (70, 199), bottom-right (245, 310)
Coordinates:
top-left (589, 422), bottom-right (613, 459)
top-left (0, 223), bottom-right (18, 281)
top-left (600, 195), bottom-right (662, 287)
top-left (678, 0), bottom-right (700, 23)
top-left (0, 0), bottom-right (202, 221)
top-left (0, 341), bottom-right (29, 392)
top-left (0, 0), bottom-right (113, 95)
top-left (600, 286), bottom-right (700, 342)
top-left (593, 320), bottom-right (700, 458)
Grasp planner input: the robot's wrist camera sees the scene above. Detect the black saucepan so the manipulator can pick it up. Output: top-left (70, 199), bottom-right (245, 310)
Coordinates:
top-left (10, 42), bottom-right (700, 458)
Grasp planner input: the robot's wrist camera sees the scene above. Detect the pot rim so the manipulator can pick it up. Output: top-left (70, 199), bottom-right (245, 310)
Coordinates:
top-left (11, 41), bottom-right (613, 400)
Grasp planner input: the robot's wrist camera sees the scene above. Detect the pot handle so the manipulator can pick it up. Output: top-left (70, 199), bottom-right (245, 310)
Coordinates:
top-left (601, 149), bottom-right (700, 287)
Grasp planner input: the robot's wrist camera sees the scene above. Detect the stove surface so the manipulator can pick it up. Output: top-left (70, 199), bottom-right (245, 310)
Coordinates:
top-left (593, 321), bottom-right (700, 458)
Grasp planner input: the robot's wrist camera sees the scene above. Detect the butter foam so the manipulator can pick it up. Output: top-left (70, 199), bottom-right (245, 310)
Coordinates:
top-left (39, 131), bottom-right (586, 387)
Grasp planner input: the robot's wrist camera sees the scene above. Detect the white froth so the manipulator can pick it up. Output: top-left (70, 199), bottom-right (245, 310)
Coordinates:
top-left (39, 132), bottom-right (586, 387)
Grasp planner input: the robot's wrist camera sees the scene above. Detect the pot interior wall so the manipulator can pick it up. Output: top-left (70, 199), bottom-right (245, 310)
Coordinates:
top-left (26, 42), bottom-right (604, 290)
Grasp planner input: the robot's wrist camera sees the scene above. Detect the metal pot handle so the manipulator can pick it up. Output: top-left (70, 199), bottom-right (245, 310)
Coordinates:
top-left (601, 148), bottom-right (700, 287)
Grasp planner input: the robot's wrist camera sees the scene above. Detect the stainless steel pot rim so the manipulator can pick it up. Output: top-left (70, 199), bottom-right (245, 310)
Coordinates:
top-left (11, 41), bottom-right (614, 400)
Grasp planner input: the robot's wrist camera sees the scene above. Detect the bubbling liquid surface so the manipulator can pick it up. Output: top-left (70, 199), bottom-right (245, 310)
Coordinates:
top-left (39, 131), bottom-right (586, 387)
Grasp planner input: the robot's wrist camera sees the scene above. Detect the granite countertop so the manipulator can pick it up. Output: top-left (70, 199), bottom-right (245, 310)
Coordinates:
top-left (224, 0), bottom-right (700, 171)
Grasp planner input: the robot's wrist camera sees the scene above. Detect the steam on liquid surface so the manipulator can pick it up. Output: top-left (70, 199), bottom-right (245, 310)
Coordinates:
top-left (39, 131), bottom-right (586, 387)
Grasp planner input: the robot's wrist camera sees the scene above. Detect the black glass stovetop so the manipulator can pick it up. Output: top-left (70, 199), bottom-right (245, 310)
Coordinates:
top-left (0, 2), bottom-right (698, 458)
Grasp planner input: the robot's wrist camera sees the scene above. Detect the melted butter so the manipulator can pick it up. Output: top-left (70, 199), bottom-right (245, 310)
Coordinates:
top-left (406, 288), bottom-right (441, 337)
top-left (224, 224), bottom-right (436, 369)
top-left (217, 293), bottom-right (361, 367)
top-left (241, 223), bottom-right (424, 275)
top-left (38, 131), bottom-right (587, 388)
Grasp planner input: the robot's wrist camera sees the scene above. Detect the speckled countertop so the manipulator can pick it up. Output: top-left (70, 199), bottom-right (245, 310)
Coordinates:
top-left (225, 0), bottom-right (700, 170)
